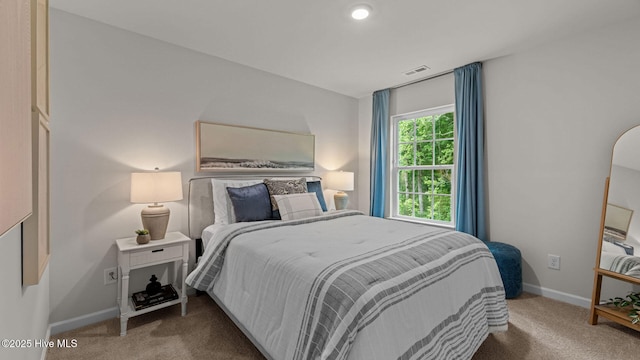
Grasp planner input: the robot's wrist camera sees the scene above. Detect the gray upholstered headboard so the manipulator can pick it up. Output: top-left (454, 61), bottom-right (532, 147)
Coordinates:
top-left (187, 176), bottom-right (322, 240)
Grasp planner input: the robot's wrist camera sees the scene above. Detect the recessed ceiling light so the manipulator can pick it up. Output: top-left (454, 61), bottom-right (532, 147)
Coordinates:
top-left (351, 5), bottom-right (372, 20)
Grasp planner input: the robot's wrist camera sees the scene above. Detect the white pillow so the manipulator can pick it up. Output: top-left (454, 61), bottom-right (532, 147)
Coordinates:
top-left (211, 179), bottom-right (263, 224)
top-left (273, 193), bottom-right (323, 221)
top-left (602, 240), bottom-right (627, 254)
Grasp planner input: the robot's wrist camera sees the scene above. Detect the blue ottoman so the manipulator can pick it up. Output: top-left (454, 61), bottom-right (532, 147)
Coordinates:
top-left (485, 241), bottom-right (522, 299)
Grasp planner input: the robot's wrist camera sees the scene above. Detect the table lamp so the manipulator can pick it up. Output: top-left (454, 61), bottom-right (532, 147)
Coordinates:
top-left (130, 169), bottom-right (183, 240)
top-left (326, 171), bottom-right (354, 210)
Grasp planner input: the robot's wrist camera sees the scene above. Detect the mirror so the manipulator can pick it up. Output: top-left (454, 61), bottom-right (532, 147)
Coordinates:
top-left (590, 125), bottom-right (640, 331)
top-left (598, 126), bottom-right (640, 278)
top-left (603, 204), bottom-right (633, 242)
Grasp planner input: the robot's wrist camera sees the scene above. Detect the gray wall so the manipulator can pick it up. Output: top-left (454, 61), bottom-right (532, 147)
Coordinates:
top-left (358, 15), bottom-right (640, 304)
top-left (0, 226), bottom-right (50, 360)
top-left (484, 16), bottom-right (640, 301)
top-left (49, 9), bottom-right (359, 324)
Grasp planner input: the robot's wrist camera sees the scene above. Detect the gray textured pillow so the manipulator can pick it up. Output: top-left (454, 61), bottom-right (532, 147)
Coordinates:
top-left (263, 178), bottom-right (308, 210)
top-left (273, 193), bottom-right (323, 221)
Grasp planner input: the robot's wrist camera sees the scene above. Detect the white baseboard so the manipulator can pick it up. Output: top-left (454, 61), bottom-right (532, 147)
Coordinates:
top-left (49, 289), bottom-right (197, 335)
top-left (49, 307), bottom-right (118, 336)
top-left (523, 282), bottom-right (591, 309)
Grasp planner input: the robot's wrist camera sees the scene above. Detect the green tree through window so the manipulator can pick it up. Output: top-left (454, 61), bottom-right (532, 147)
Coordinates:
top-left (392, 106), bottom-right (455, 224)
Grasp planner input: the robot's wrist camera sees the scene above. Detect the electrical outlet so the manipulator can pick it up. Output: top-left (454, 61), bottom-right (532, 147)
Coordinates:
top-left (104, 267), bottom-right (117, 285)
top-left (548, 254), bottom-right (561, 270)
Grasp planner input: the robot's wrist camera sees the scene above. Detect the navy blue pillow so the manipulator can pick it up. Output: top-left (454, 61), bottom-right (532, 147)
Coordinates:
top-left (306, 181), bottom-right (327, 212)
top-left (226, 183), bottom-right (273, 222)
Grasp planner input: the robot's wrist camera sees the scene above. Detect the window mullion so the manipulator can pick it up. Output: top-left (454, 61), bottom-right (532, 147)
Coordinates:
top-left (412, 120), bottom-right (417, 218)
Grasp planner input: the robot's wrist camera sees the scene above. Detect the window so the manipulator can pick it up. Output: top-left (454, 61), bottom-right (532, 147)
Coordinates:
top-left (391, 105), bottom-right (455, 226)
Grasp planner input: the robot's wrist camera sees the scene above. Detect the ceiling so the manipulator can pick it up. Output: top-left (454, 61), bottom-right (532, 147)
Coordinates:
top-left (50, 0), bottom-right (640, 99)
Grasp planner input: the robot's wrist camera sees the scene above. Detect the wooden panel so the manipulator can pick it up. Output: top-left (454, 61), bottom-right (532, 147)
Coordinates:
top-left (23, 0), bottom-right (49, 285)
top-left (35, 0), bottom-right (48, 116)
top-left (36, 119), bottom-right (49, 272)
top-left (0, 0), bottom-right (33, 237)
top-left (23, 114), bottom-right (50, 284)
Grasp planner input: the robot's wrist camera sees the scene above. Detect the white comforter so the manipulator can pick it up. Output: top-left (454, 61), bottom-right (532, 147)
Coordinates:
top-left (187, 211), bottom-right (508, 360)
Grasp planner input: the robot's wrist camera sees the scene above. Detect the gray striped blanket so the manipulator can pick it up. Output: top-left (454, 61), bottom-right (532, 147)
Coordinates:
top-left (608, 254), bottom-right (640, 277)
top-left (186, 211), bottom-right (508, 360)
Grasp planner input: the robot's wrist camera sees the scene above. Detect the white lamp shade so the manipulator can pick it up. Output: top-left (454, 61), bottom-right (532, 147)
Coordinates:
top-left (325, 171), bottom-right (354, 191)
top-left (130, 172), bottom-right (183, 204)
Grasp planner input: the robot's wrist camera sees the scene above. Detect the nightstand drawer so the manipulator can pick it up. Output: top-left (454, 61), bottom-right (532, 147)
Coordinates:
top-left (129, 245), bottom-right (183, 267)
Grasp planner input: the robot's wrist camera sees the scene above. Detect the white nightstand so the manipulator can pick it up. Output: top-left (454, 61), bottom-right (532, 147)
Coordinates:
top-left (116, 231), bottom-right (190, 336)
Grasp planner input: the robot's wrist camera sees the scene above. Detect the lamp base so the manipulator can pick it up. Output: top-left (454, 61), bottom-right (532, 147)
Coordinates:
top-left (141, 205), bottom-right (170, 240)
top-left (334, 191), bottom-right (349, 211)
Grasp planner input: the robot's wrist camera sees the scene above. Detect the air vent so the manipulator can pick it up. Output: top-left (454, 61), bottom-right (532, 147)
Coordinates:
top-left (403, 65), bottom-right (430, 76)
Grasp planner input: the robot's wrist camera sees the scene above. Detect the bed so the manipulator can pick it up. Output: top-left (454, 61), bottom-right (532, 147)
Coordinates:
top-left (185, 176), bottom-right (508, 360)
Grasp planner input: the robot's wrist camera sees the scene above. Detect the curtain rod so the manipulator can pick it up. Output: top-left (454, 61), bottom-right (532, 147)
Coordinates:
top-left (390, 69), bottom-right (454, 91)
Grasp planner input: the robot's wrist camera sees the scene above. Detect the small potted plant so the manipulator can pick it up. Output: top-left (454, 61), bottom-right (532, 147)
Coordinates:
top-left (135, 229), bottom-right (150, 245)
top-left (607, 291), bottom-right (640, 324)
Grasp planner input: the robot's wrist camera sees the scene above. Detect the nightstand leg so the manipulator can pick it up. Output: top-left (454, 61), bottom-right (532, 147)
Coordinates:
top-left (120, 315), bottom-right (128, 336)
top-left (181, 259), bottom-right (188, 316)
top-left (116, 266), bottom-right (122, 316)
top-left (120, 271), bottom-right (130, 336)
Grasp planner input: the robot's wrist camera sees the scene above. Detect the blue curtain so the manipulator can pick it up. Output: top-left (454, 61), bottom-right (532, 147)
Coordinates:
top-left (370, 89), bottom-right (390, 217)
top-left (454, 62), bottom-right (487, 241)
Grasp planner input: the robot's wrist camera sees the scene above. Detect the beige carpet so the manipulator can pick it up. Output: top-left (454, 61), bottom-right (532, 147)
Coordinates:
top-left (48, 293), bottom-right (640, 360)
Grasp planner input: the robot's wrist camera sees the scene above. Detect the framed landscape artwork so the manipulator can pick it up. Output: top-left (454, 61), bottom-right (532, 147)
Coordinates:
top-left (196, 121), bottom-right (315, 172)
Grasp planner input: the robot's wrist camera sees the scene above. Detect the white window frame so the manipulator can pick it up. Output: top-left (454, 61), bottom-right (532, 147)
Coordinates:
top-left (389, 104), bottom-right (456, 227)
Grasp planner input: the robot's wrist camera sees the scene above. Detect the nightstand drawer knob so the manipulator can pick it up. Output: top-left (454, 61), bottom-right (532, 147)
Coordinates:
top-left (152, 249), bottom-right (164, 253)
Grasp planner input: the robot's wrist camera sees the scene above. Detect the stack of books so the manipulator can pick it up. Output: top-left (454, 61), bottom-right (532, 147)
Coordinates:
top-left (131, 284), bottom-right (179, 311)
